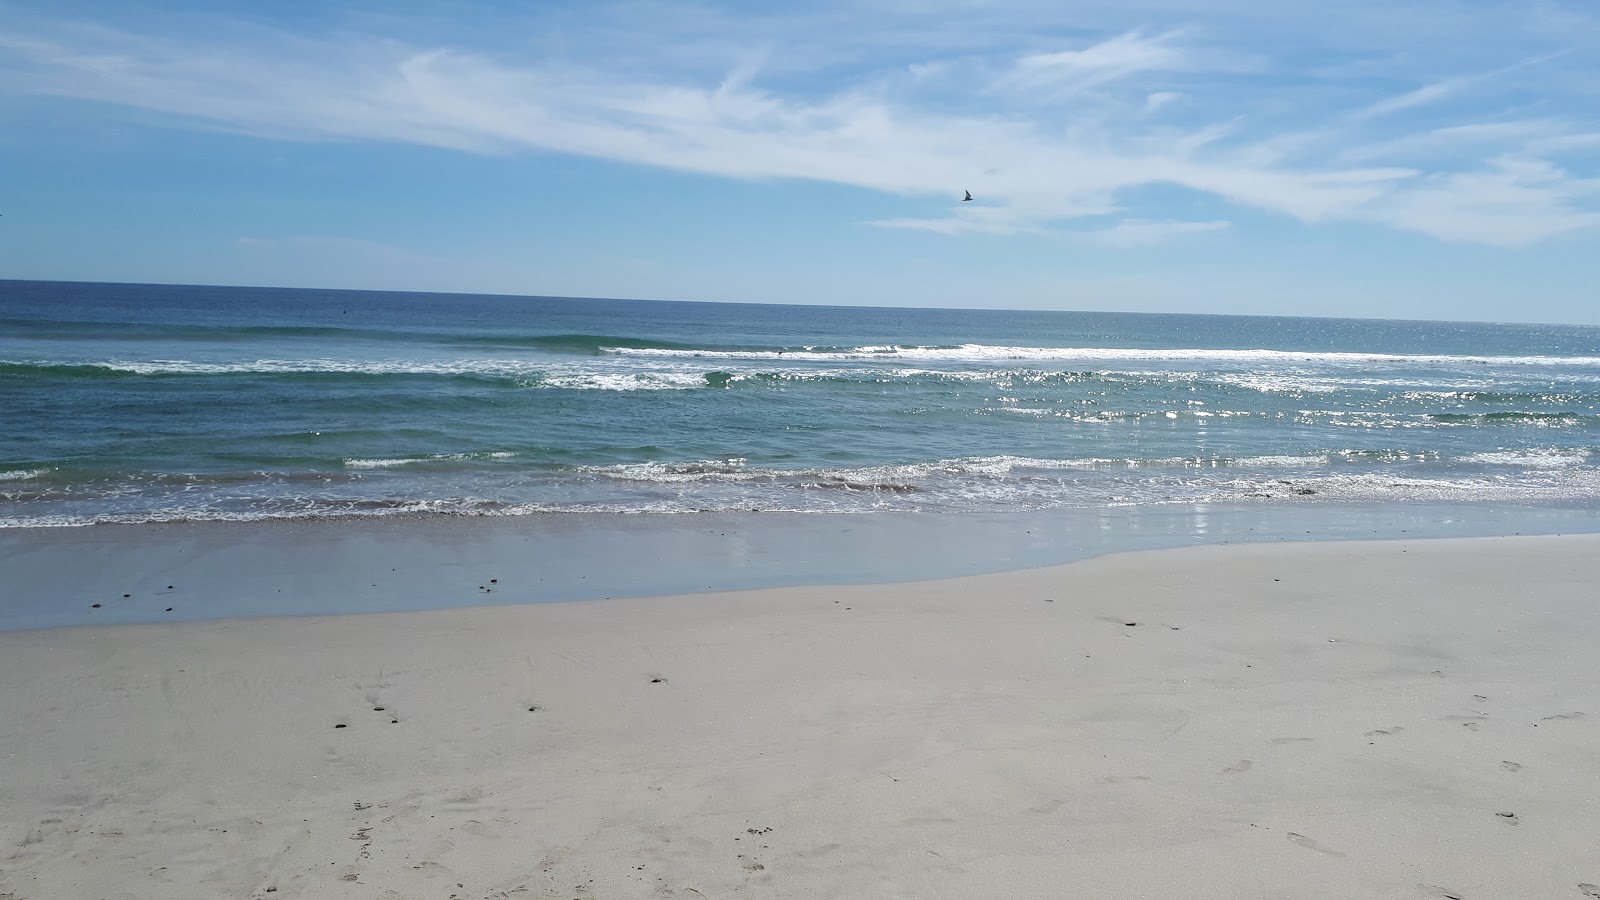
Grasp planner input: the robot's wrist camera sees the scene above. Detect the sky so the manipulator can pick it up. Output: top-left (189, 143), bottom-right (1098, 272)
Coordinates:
top-left (1, 0), bottom-right (1597, 323)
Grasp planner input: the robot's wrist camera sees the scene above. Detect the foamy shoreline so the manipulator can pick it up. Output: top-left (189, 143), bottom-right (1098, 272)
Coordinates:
top-left (3, 534), bottom-right (1598, 898)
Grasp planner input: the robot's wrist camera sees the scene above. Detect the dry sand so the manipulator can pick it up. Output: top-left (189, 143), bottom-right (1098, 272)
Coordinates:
top-left (2, 534), bottom-right (1599, 899)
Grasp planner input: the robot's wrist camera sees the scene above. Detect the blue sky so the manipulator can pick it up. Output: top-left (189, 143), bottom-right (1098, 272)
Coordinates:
top-left (1, 0), bottom-right (1597, 323)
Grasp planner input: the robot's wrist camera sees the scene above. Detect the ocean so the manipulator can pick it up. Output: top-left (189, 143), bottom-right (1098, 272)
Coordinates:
top-left (5, 279), bottom-right (1600, 529)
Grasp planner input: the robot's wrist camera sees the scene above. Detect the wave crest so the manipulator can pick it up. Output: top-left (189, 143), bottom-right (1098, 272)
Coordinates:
top-left (604, 343), bottom-right (1600, 367)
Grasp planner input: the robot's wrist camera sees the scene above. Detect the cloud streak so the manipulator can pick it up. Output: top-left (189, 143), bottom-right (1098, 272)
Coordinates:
top-left (995, 29), bottom-right (1193, 97)
top-left (1, 5), bottom-right (1597, 248)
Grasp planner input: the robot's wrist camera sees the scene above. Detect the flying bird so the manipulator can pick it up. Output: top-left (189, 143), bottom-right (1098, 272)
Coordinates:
top-left (962, 191), bottom-right (973, 201)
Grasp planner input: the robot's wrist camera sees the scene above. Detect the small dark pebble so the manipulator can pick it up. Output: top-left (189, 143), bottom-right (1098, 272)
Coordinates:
top-left (650, 678), bottom-right (665, 684)
top-left (391, 719), bottom-right (399, 724)
top-left (490, 578), bottom-right (497, 583)
top-left (165, 608), bottom-right (173, 612)
top-left (373, 706), bottom-right (384, 712)
top-left (1497, 811), bottom-right (1515, 817)
top-left (334, 723), bottom-right (347, 729)
top-left (167, 585), bottom-right (174, 590)
top-left (91, 603), bottom-right (101, 608)
top-left (1125, 622), bottom-right (1137, 627)
top-left (123, 593), bottom-right (131, 598)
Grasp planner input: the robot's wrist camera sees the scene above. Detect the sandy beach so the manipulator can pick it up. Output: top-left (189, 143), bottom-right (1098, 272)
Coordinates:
top-left (3, 533), bottom-right (1599, 899)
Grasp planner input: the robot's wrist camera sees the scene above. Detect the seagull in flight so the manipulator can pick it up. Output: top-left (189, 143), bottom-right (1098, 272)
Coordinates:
top-left (962, 190), bottom-right (973, 201)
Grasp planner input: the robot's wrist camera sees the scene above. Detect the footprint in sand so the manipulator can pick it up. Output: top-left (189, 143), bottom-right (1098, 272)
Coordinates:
top-left (1269, 737), bottom-right (1315, 745)
top-left (1222, 760), bottom-right (1253, 774)
top-left (1419, 886), bottom-right (1465, 899)
top-left (444, 788), bottom-right (486, 810)
top-left (1578, 883), bottom-right (1600, 898)
top-left (1286, 833), bottom-right (1345, 857)
top-left (1542, 712), bottom-right (1584, 721)
top-left (460, 819), bottom-right (501, 838)
top-left (1365, 726), bottom-right (1404, 737)
top-left (1501, 760), bottom-right (1523, 772)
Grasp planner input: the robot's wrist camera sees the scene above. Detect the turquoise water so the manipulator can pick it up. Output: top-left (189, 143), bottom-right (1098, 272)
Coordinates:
top-left (5, 279), bottom-right (1600, 527)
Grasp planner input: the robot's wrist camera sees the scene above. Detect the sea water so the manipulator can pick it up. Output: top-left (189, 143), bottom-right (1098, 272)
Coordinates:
top-left (5, 279), bottom-right (1600, 529)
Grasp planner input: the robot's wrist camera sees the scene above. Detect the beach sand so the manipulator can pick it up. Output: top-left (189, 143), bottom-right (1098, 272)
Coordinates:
top-left (2, 533), bottom-right (1598, 899)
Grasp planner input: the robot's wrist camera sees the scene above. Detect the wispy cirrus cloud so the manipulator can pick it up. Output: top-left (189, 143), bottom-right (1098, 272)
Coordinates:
top-left (993, 29), bottom-right (1193, 97)
top-left (1358, 156), bottom-right (1600, 245)
top-left (1, 2), bottom-right (1597, 248)
top-left (1349, 51), bottom-right (1574, 123)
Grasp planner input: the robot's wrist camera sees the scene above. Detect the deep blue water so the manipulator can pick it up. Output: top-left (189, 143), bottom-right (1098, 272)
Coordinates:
top-left (5, 279), bottom-right (1600, 527)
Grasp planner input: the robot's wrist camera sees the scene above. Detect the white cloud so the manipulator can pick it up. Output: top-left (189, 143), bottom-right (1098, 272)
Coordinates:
top-left (1334, 119), bottom-right (1567, 165)
top-left (1357, 156), bottom-right (1600, 246)
top-left (1145, 90), bottom-right (1181, 111)
top-left (1354, 78), bottom-right (1468, 121)
top-left (999, 29), bottom-right (1190, 95)
top-left (1, 6), bottom-right (1597, 248)
top-left (1350, 52), bottom-right (1572, 123)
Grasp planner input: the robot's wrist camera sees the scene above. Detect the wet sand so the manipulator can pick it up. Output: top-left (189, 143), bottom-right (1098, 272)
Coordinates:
top-left (2, 534), bottom-right (1598, 899)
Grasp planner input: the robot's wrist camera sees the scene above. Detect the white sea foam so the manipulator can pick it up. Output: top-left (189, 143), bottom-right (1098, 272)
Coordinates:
top-left (604, 343), bottom-right (1600, 368)
top-left (566, 452), bottom-right (1600, 500)
top-left (344, 452), bottom-right (519, 469)
top-left (884, 455), bottom-right (1106, 475)
top-left (1217, 373), bottom-right (1352, 394)
top-left (538, 372), bottom-right (707, 391)
top-left (572, 459), bottom-right (811, 485)
top-left (1227, 455), bottom-right (1330, 467)
top-left (0, 468), bottom-right (50, 481)
top-left (576, 455), bottom-right (1197, 487)
top-left (103, 358), bottom-right (548, 376)
top-left (14, 460), bottom-right (1600, 527)
top-left (1462, 449), bottom-right (1592, 468)
top-left (88, 358), bottom-right (724, 390)
top-left (344, 457), bottom-right (424, 469)
top-left (47, 346), bottom-right (1600, 397)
